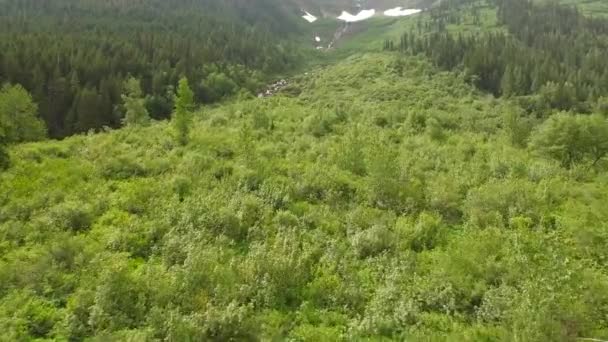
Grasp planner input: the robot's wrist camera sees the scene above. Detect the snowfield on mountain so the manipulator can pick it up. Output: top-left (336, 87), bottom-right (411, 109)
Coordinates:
top-left (384, 7), bottom-right (422, 16)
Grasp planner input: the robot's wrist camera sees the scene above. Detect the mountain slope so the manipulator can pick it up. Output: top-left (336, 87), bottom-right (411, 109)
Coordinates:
top-left (3, 50), bottom-right (608, 340)
top-left (2, 0), bottom-right (608, 341)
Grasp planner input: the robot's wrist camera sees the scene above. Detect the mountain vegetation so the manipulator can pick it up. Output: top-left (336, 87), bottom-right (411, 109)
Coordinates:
top-left (386, 0), bottom-right (608, 114)
top-left (0, 0), bottom-right (302, 138)
top-left (2, 0), bottom-right (608, 341)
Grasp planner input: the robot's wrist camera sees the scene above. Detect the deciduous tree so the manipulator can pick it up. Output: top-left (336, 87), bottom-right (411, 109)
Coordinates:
top-left (0, 84), bottom-right (46, 143)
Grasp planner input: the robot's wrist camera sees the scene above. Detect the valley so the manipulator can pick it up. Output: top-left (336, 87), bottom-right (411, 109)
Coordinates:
top-left (1, 0), bottom-right (608, 340)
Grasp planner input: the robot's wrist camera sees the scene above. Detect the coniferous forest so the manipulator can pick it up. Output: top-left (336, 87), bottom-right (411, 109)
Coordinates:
top-left (0, 0), bottom-right (300, 138)
top-left (387, 0), bottom-right (608, 114)
top-left (3, 0), bottom-right (608, 340)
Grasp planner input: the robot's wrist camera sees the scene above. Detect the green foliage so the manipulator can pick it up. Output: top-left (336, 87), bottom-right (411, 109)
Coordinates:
top-left (2, 51), bottom-right (608, 341)
top-left (502, 106), bottom-right (532, 147)
top-left (50, 200), bottom-right (94, 232)
top-left (0, 0), bottom-right (299, 138)
top-left (396, 212), bottom-right (446, 252)
top-left (0, 130), bottom-right (8, 170)
top-left (0, 290), bottom-right (61, 339)
top-left (531, 113), bottom-right (608, 167)
top-left (366, 142), bottom-right (404, 211)
top-left (351, 222), bottom-right (395, 258)
top-left (173, 77), bottom-right (195, 146)
top-left (598, 96), bottom-right (608, 116)
top-left (395, 0), bottom-right (608, 112)
top-left (88, 257), bottom-right (147, 331)
top-left (0, 84), bottom-right (46, 143)
top-left (337, 125), bottom-right (366, 176)
top-left (121, 77), bottom-right (150, 127)
top-left (0, 146), bottom-right (8, 171)
top-left (202, 72), bottom-right (238, 102)
top-left (172, 175), bottom-right (192, 201)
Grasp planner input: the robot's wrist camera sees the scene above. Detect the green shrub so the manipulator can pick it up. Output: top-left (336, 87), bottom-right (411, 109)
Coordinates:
top-left (172, 175), bottom-right (192, 201)
top-left (51, 201), bottom-right (93, 232)
top-left (99, 156), bottom-right (147, 180)
top-left (351, 224), bottom-right (394, 258)
top-left (396, 212), bottom-right (446, 252)
top-left (531, 113), bottom-right (608, 168)
top-left (0, 290), bottom-right (60, 339)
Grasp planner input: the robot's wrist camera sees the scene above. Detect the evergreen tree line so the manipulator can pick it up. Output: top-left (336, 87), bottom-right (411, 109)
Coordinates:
top-left (0, 0), bottom-right (300, 138)
top-left (385, 0), bottom-right (608, 114)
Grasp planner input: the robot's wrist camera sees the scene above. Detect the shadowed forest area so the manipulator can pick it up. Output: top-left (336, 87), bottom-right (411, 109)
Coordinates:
top-left (0, 0), bottom-right (302, 138)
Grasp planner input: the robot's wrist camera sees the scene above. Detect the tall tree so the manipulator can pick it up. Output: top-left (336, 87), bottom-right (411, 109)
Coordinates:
top-left (121, 77), bottom-right (150, 127)
top-left (173, 77), bottom-right (195, 146)
top-left (0, 83), bottom-right (46, 143)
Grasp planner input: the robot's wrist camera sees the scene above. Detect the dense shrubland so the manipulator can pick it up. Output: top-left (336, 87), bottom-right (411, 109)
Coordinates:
top-left (2, 52), bottom-right (608, 340)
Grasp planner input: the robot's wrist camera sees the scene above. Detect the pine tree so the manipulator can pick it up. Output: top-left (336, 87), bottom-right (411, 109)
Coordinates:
top-left (173, 77), bottom-right (195, 146)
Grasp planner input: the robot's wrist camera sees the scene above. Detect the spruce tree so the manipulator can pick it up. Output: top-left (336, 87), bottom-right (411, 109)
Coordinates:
top-left (173, 77), bottom-right (195, 146)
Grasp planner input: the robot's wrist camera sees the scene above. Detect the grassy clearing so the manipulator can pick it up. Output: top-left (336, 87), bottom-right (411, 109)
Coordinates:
top-left (559, 0), bottom-right (608, 17)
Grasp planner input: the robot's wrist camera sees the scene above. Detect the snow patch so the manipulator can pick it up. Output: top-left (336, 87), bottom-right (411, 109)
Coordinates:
top-left (302, 11), bottom-right (317, 23)
top-left (337, 9), bottom-right (376, 22)
top-left (384, 7), bottom-right (422, 17)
